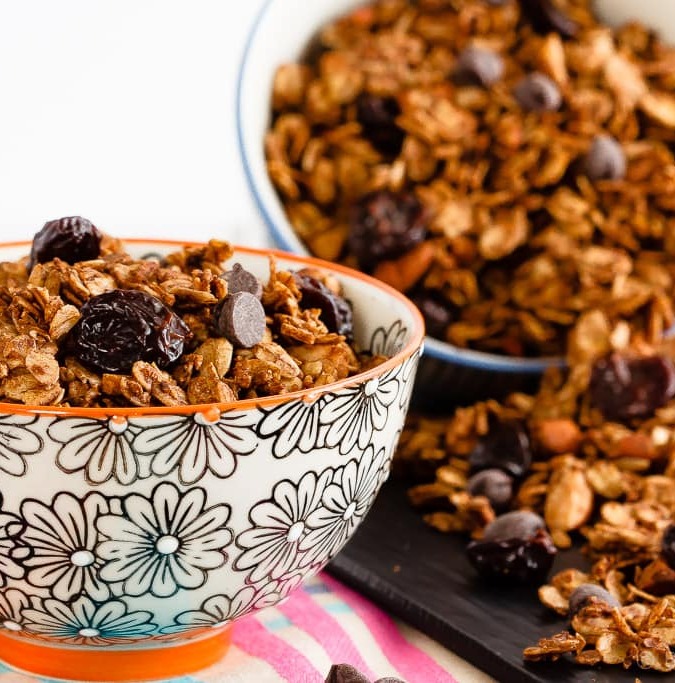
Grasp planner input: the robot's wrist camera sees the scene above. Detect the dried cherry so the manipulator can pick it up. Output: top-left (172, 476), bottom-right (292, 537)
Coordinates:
top-left (348, 190), bottom-right (428, 271)
top-left (468, 421), bottom-right (532, 479)
top-left (467, 527), bottom-right (556, 583)
top-left (589, 352), bottom-right (675, 421)
top-left (295, 273), bottom-right (354, 340)
top-left (68, 289), bottom-right (192, 374)
top-left (29, 216), bottom-right (102, 269)
top-left (356, 93), bottom-right (405, 157)
top-left (411, 293), bottom-right (453, 339)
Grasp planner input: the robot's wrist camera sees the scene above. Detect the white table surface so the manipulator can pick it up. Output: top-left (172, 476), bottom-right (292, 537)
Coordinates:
top-left (0, 3), bottom-right (493, 681)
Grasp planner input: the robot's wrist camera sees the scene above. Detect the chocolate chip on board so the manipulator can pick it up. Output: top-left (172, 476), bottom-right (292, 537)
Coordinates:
top-left (216, 291), bottom-right (266, 348)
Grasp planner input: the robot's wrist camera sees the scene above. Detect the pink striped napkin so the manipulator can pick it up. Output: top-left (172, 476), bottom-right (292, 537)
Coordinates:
top-left (0, 573), bottom-right (478, 683)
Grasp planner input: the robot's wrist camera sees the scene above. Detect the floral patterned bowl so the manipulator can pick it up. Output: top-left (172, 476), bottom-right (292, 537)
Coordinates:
top-left (0, 240), bottom-right (424, 681)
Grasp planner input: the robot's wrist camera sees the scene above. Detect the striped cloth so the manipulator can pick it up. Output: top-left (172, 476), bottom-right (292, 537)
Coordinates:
top-left (0, 573), bottom-right (489, 683)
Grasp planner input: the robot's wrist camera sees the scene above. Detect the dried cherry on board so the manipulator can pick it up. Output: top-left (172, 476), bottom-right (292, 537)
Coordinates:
top-left (468, 421), bottom-right (532, 479)
top-left (67, 289), bottom-right (192, 374)
top-left (467, 511), bottom-right (556, 583)
top-left (589, 352), bottom-right (675, 421)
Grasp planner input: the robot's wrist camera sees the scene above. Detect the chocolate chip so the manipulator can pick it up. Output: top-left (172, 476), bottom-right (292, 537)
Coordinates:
top-left (215, 292), bottom-right (266, 348)
top-left (520, 0), bottom-right (579, 39)
top-left (568, 584), bottom-right (620, 617)
top-left (584, 135), bottom-right (627, 181)
top-left (513, 72), bottom-right (562, 112)
top-left (454, 46), bottom-right (504, 87)
top-left (223, 263), bottom-right (263, 299)
top-left (325, 664), bottom-right (371, 683)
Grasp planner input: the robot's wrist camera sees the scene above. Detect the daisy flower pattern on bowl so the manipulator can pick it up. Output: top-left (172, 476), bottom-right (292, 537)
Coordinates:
top-left (320, 369), bottom-right (399, 456)
top-left (49, 416), bottom-right (141, 485)
top-left (20, 492), bottom-right (110, 602)
top-left (0, 588), bottom-right (30, 635)
top-left (159, 584), bottom-right (278, 635)
top-left (0, 415), bottom-right (42, 477)
top-left (301, 446), bottom-right (386, 565)
top-left (22, 596), bottom-right (156, 644)
top-left (256, 395), bottom-right (327, 459)
top-left (131, 410), bottom-right (258, 484)
top-left (0, 502), bottom-right (27, 588)
top-left (96, 482), bottom-right (232, 598)
top-left (235, 470), bottom-right (332, 582)
top-left (369, 320), bottom-right (408, 357)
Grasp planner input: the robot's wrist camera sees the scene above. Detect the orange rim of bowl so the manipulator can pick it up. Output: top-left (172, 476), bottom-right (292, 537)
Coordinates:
top-left (0, 238), bottom-right (425, 417)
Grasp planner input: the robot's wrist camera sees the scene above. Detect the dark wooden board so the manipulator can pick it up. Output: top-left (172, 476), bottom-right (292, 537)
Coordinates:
top-left (328, 479), bottom-right (663, 683)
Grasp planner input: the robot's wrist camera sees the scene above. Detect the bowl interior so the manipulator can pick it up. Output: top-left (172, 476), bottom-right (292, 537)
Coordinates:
top-left (0, 239), bottom-right (423, 415)
top-left (238, 0), bottom-right (364, 256)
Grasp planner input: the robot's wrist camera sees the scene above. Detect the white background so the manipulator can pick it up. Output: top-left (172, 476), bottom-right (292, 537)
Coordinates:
top-left (0, 0), bottom-right (269, 245)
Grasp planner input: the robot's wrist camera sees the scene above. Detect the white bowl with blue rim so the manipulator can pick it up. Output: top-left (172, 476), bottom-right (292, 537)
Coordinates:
top-left (236, 0), bottom-right (567, 408)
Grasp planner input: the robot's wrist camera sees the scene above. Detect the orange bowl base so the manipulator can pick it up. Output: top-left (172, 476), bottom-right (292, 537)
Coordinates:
top-left (0, 627), bottom-right (232, 681)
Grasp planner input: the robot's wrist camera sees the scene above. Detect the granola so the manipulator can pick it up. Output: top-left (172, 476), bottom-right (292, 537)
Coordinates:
top-left (396, 313), bottom-right (675, 672)
top-left (266, 0), bottom-right (675, 357)
top-left (0, 223), bottom-right (385, 408)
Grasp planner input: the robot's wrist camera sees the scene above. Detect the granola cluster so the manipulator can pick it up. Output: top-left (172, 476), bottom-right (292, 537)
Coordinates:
top-left (395, 311), bottom-right (675, 672)
top-left (0, 233), bottom-right (382, 408)
top-left (267, 0), bottom-right (675, 356)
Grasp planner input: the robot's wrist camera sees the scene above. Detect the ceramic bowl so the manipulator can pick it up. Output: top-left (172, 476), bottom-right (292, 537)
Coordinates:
top-left (236, 0), bottom-right (565, 410)
top-left (0, 239), bottom-right (424, 681)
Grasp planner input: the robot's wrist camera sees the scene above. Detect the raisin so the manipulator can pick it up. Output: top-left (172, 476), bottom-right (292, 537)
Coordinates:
top-left (468, 421), bottom-right (532, 479)
top-left (67, 290), bottom-right (192, 374)
top-left (29, 216), bottom-right (102, 270)
top-left (589, 352), bottom-right (675, 421)
top-left (519, 0), bottom-right (579, 38)
top-left (466, 528), bottom-right (556, 583)
top-left (356, 93), bottom-right (405, 157)
top-left (467, 469), bottom-right (514, 511)
top-left (568, 584), bottom-right (620, 617)
top-left (294, 273), bottom-right (354, 340)
top-left (348, 190), bottom-right (428, 271)
top-left (662, 524), bottom-right (675, 569)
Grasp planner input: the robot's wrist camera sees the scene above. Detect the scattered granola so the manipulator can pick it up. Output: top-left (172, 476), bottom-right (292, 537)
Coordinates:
top-left (395, 312), bottom-right (675, 672)
top-left (0, 218), bottom-right (385, 408)
top-left (266, 0), bottom-right (675, 357)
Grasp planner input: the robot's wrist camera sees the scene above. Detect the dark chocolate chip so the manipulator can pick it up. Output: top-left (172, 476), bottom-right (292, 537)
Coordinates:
top-left (568, 584), bottom-right (620, 617)
top-left (482, 510), bottom-right (545, 542)
top-left (467, 469), bottom-right (514, 510)
top-left (325, 664), bottom-right (371, 683)
top-left (584, 135), bottom-right (627, 181)
top-left (215, 291), bottom-right (266, 348)
top-left (454, 46), bottom-right (504, 87)
top-left (223, 263), bottom-right (263, 299)
top-left (513, 72), bottom-right (562, 111)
